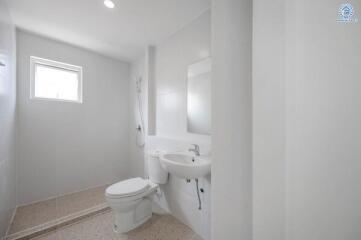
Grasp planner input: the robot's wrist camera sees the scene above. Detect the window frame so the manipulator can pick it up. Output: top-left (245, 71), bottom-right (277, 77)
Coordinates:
top-left (30, 56), bottom-right (83, 103)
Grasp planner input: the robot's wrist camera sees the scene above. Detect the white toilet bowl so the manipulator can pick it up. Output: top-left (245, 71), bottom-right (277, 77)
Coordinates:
top-left (105, 150), bottom-right (168, 234)
top-left (105, 177), bottom-right (158, 233)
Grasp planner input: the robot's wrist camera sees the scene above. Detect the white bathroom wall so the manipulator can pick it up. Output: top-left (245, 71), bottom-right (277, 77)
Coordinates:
top-left (285, 0), bottom-right (361, 239)
top-left (211, 0), bottom-right (253, 239)
top-left (129, 56), bottom-right (146, 178)
top-left (150, 10), bottom-right (211, 240)
top-left (253, 0), bottom-right (286, 239)
top-left (16, 30), bottom-right (130, 205)
top-left (129, 10), bottom-right (212, 240)
top-left (253, 0), bottom-right (361, 240)
top-left (155, 10), bottom-right (211, 143)
top-left (0, 0), bottom-right (17, 236)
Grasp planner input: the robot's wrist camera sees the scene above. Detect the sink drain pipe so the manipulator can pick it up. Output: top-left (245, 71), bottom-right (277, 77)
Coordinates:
top-left (186, 178), bottom-right (203, 210)
top-left (195, 178), bottom-right (202, 210)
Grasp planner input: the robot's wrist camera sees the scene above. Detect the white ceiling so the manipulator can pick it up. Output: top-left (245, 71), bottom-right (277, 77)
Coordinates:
top-left (7, 0), bottom-right (210, 62)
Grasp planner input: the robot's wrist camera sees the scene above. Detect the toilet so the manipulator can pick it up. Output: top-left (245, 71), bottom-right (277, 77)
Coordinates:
top-left (105, 150), bottom-right (168, 234)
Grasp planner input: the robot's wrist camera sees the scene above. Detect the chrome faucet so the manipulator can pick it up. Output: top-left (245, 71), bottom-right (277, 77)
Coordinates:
top-left (189, 144), bottom-right (200, 156)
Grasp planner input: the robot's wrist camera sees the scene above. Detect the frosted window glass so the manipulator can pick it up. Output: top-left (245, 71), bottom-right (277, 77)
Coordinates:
top-left (34, 64), bottom-right (80, 101)
top-left (30, 56), bottom-right (82, 103)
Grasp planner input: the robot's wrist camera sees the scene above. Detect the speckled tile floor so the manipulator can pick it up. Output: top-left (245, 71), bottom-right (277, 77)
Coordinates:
top-left (8, 185), bottom-right (108, 235)
top-left (30, 210), bottom-right (202, 240)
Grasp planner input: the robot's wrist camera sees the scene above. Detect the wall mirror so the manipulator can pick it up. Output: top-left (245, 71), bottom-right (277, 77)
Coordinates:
top-left (187, 57), bottom-right (211, 135)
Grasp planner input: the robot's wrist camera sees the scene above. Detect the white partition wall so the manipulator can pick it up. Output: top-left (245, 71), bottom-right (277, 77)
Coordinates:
top-left (211, 0), bottom-right (253, 239)
top-left (253, 0), bottom-right (286, 239)
top-left (253, 0), bottom-right (361, 240)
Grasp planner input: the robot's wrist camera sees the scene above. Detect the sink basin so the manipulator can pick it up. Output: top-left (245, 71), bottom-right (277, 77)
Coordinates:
top-left (159, 152), bottom-right (211, 179)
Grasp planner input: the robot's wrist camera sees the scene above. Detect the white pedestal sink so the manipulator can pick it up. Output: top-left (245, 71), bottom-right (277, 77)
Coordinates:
top-left (159, 152), bottom-right (211, 179)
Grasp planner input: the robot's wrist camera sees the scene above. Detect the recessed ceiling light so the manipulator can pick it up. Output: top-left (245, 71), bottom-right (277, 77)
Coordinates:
top-left (104, 0), bottom-right (115, 9)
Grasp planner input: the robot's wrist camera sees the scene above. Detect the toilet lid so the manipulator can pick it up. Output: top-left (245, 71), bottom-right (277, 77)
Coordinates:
top-left (106, 178), bottom-right (150, 197)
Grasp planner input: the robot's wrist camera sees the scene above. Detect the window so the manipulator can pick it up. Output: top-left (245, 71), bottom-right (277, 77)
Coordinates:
top-left (30, 56), bottom-right (82, 103)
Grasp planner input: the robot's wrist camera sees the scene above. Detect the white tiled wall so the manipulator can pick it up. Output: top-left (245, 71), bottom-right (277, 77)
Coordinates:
top-left (149, 10), bottom-right (211, 240)
top-left (0, 0), bottom-right (17, 237)
top-left (155, 10), bottom-right (211, 144)
top-left (129, 10), bottom-right (211, 240)
top-left (129, 57), bottom-right (147, 178)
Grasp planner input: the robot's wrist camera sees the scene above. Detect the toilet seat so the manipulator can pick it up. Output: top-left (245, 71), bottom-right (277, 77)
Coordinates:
top-left (106, 178), bottom-right (150, 198)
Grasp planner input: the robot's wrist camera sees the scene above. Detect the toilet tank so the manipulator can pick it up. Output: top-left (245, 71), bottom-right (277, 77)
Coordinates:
top-left (148, 150), bottom-right (168, 184)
